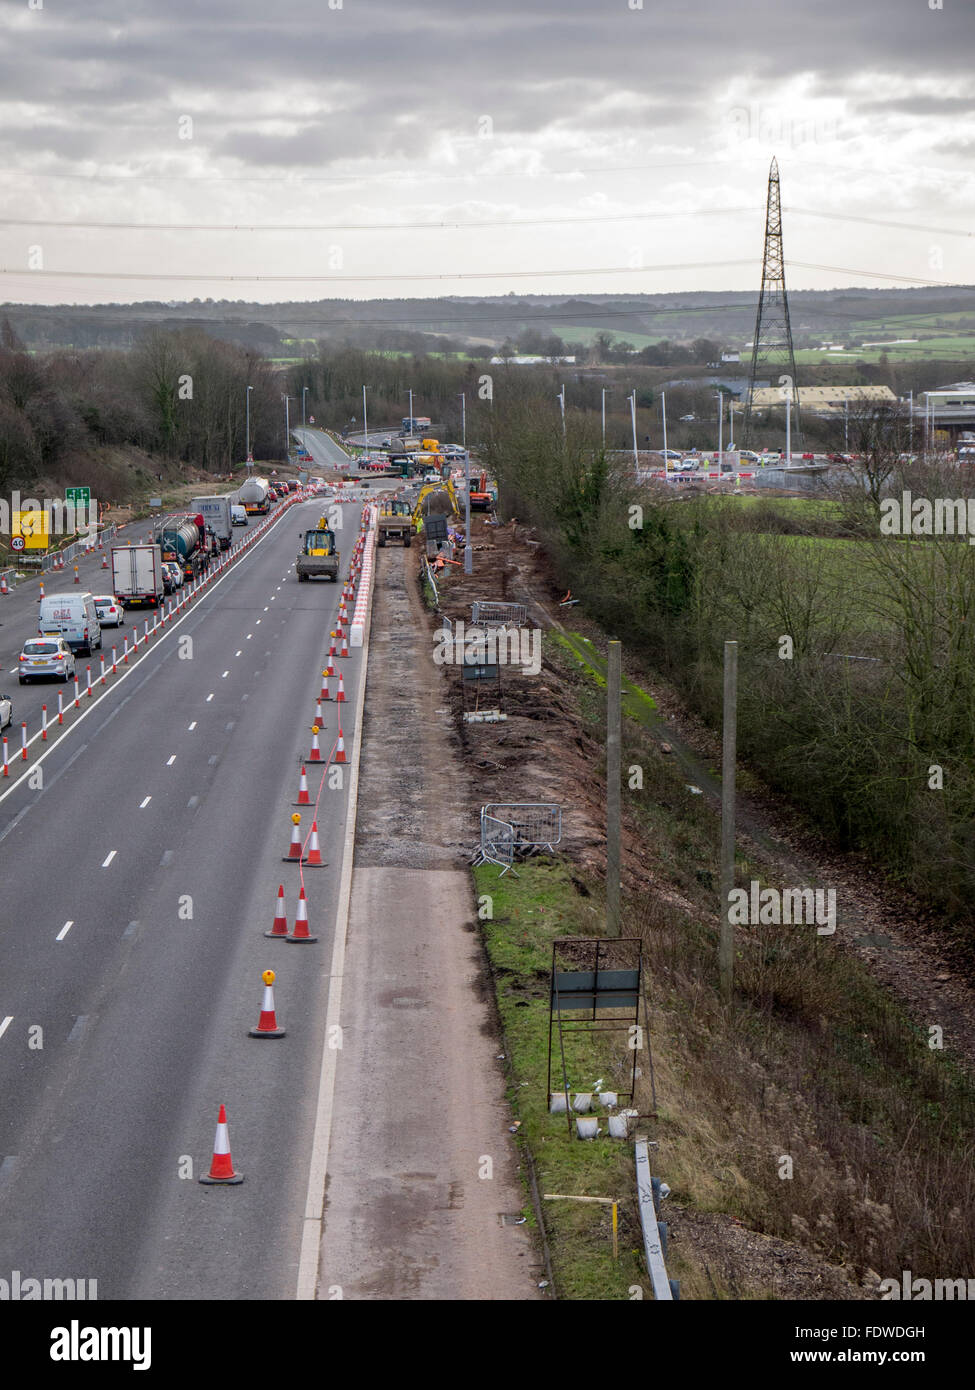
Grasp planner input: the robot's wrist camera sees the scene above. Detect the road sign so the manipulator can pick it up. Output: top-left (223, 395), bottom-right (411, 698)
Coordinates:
top-left (65, 487), bottom-right (91, 506)
top-left (12, 510), bottom-right (49, 548)
top-left (10, 536), bottom-right (25, 551)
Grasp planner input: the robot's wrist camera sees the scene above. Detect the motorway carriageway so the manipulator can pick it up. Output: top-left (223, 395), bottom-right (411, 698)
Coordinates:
top-left (0, 490), bottom-right (371, 1298)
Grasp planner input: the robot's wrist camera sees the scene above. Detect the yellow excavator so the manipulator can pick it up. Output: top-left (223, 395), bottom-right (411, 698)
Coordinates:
top-left (296, 523), bottom-right (339, 581)
top-left (412, 477), bottom-right (459, 532)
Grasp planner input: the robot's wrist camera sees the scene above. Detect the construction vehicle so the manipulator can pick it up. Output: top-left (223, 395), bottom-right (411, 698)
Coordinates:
top-left (412, 477), bottom-right (459, 529)
top-left (376, 499), bottom-right (415, 548)
top-left (469, 472), bottom-right (494, 511)
top-left (295, 524), bottom-right (339, 582)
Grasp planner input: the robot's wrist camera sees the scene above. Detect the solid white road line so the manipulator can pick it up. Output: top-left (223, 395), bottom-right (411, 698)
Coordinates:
top-left (56, 921), bottom-right (73, 941)
top-left (296, 568), bottom-right (374, 1300)
top-left (101, 850), bottom-right (116, 868)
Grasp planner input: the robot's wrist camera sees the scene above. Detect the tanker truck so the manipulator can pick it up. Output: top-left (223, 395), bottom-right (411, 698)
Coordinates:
top-left (237, 476), bottom-right (270, 515)
top-left (156, 513), bottom-right (213, 582)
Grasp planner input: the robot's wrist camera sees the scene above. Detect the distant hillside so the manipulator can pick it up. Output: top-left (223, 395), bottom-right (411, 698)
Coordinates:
top-left (4, 285), bottom-right (975, 360)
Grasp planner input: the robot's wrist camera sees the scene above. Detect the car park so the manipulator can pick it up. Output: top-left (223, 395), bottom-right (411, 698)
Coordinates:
top-left (0, 692), bottom-right (11, 730)
top-left (18, 637), bottom-right (76, 684)
top-left (93, 595), bottom-right (124, 626)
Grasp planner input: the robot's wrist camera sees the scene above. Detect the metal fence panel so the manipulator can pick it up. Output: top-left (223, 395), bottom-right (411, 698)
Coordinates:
top-left (482, 802), bottom-right (561, 852)
top-left (471, 601), bottom-right (528, 629)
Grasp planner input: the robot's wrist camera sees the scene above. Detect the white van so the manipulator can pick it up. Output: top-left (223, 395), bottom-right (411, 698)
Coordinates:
top-left (38, 591), bottom-right (102, 655)
top-left (231, 503), bottom-right (248, 527)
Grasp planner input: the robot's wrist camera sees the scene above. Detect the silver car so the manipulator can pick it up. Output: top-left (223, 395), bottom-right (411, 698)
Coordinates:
top-left (18, 637), bottom-right (76, 684)
top-left (0, 692), bottom-right (11, 730)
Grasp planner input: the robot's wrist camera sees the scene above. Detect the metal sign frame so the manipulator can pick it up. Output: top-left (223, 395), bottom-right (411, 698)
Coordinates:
top-left (547, 936), bottom-right (656, 1136)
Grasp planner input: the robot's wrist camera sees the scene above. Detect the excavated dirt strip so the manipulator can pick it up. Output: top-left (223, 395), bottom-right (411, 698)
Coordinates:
top-left (317, 543), bottom-right (543, 1300)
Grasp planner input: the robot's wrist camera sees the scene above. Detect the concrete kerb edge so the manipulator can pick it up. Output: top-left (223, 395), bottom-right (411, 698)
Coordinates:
top-left (295, 524), bottom-right (376, 1300)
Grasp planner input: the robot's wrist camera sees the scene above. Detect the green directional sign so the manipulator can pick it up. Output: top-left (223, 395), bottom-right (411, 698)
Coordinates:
top-left (65, 487), bottom-right (91, 506)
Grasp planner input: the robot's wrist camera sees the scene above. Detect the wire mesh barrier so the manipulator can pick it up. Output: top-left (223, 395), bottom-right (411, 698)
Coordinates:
top-left (471, 600), bottom-right (528, 629)
top-left (473, 802), bottom-right (562, 875)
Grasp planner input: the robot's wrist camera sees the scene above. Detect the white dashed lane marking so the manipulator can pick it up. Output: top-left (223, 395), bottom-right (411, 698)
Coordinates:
top-left (206, 694), bottom-right (214, 702)
top-left (167, 755), bottom-right (176, 765)
top-left (0, 1017), bottom-right (12, 1041)
top-left (101, 850), bottom-right (116, 868)
top-left (188, 722), bottom-right (197, 731)
top-left (56, 921), bottom-right (73, 942)
top-left (140, 796), bottom-right (151, 808)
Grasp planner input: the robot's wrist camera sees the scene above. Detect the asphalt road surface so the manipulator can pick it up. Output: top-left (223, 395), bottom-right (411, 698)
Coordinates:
top-left (292, 427), bottom-right (352, 471)
top-left (0, 492), bottom-right (366, 1299)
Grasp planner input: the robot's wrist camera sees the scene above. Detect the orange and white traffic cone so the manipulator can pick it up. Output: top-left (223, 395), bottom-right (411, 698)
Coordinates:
top-left (339, 632), bottom-right (349, 658)
top-left (335, 671), bottom-right (346, 703)
top-left (283, 813), bottom-right (307, 863)
top-left (319, 670), bottom-right (330, 701)
top-left (199, 1104), bottom-right (244, 1184)
top-left (334, 721), bottom-right (347, 764)
top-left (326, 636), bottom-right (336, 676)
top-left (266, 884), bottom-right (289, 938)
top-left (249, 969), bottom-right (286, 1038)
top-left (305, 820), bottom-right (325, 868)
top-left (101, 553), bottom-right (108, 569)
top-left (308, 724), bottom-right (323, 762)
top-left (294, 764), bottom-right (311, 805)
top-left (314, 698), bottom-right (324, 727)
top-left (287, 886), bottom-right (318, 943)
top-left (0, 574), bottom-right (7, 595)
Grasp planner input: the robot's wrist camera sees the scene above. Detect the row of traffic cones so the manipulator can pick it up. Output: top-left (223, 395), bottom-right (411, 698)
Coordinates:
top-left (202, 511), bottom-right (356, 1186)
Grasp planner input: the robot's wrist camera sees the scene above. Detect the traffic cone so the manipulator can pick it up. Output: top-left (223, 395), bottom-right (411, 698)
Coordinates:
top-left (319, 670), bottom-right (330, 701)
top-left (305, 820), bottom-right (325, 868)
top-left (199, 1105), bottom-right (243, 1184)
top-left (335, 671), bottom-right (346, 703)
top-left (0, 574), bottom-right (7, 595)
top-left (249, 970), bottom-right (286, 1038)
top-left (294, 764), bottom-right (311, 805)
top-left (283, 813), bottom-right (307, 863)
top-left (266, 884), bottom-right (289, 938)
top-left (101, 553), bottom-right (108, 569)
top-left (339, 633), bottom-right (349, 658)
top-left (308, 725), bottom-right (323, 762)
top-left (335, 721), bottom-right (347, 764)
top-left (326, 636), bottom-right (336, 675)
top-left (314, 698), bottom-right (324, 727)
top-left (38, 580), bottom-right (44, 602)
top-left (287, 886), bottom-right (318, 943)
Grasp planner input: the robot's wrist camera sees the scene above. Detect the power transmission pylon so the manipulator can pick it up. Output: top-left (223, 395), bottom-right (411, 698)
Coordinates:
top-left (742, 157), bottom-right (802, 446)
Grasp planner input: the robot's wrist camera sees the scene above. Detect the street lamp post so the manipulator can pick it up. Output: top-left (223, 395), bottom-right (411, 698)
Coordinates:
top-left (302, 386), bottom-right (308, 433)
top-left (464, 448), bottom-right (472, 575)
top-left (245, 385), bottom-right (253, 463)
top-left (601, 388), bottom-right (607, 446)
top-left (629, 391), bottom-right (639, 476)
top-left (408, 388), bottom-right (414, 434)
top-left (459, 392), bottom-right (466, 448)
top-left (558, 385), bottom-right (565, 438)
top-left (283, 394), bottom-right (292, 456)
top-left (362, 385), bottom-right (368, 452)
top-left (661, 391), bottom-right (668, 465)
top-left (715, 391), bottom-right (724, 460)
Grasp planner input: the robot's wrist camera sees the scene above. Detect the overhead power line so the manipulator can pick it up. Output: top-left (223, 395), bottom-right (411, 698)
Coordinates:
top-left (0, 208), bottom-right (757, 233)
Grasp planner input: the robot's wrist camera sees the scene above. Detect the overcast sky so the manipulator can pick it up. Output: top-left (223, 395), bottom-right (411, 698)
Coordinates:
top-left (1, 0), bottom-right (973, 306)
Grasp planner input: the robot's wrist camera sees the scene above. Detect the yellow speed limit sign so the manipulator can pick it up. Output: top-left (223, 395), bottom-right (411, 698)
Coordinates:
top-left (12, 509), bottom-right (49, 549)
